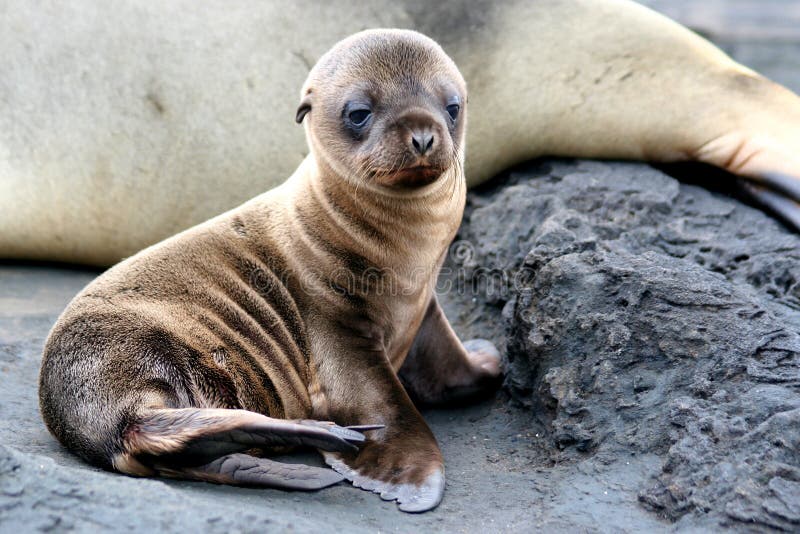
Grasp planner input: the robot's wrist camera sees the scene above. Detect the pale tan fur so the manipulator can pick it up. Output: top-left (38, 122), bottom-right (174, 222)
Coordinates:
top-left (2, 0), bottom-right (799, 265)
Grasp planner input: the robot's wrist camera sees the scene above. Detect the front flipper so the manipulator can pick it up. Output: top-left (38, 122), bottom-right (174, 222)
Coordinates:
top-left (114, 407), bottom-right (368, 484)
top-left (399, 294), bottom-right (502, 405)
top-left (319, 396), bottom-right (446, 513)
top-left (307, 315), bottom-right (449, 512)
top-left (324, 449), bottom-right (445, 512)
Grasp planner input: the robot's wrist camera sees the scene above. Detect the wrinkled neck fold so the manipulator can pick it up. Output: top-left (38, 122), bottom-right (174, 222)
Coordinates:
top-left (288, 153), bottom-right (466, 274)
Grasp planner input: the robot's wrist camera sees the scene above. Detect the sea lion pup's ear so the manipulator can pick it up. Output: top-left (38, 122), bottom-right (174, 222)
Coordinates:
top-left (295, 91), bottom-right (312, 124)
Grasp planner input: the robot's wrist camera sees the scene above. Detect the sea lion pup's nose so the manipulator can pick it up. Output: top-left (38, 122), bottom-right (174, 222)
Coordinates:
top-left (401, 110), bottom-right (438, 157)
top-left (411, 129), bottom-right (435, 156)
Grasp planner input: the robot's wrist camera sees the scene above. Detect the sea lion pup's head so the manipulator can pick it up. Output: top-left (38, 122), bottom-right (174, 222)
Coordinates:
top-left (296, 29), bottom-right (467, 189)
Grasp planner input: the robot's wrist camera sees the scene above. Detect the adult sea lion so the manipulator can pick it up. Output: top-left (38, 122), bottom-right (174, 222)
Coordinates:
top-left (39, 29), bottom-right (501, 513)
top-left (2, 0), bottom-right (799, 266)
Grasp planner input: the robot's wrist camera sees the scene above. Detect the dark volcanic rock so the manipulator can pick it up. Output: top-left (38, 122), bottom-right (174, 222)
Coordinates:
top-left (450, 159), bottom-right (800, 530)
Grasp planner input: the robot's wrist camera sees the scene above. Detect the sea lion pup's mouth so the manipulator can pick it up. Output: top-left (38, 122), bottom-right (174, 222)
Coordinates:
top-left (377, 163), bottom-right (449, 188)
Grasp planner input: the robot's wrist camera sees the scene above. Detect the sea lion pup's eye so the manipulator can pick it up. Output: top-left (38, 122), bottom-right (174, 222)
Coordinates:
top-left (446, 103), bottom-right (460, 121)
top-left (445, 95), bottom-right (461, 122)
top-left (347, 107), bottom-right (372, 126)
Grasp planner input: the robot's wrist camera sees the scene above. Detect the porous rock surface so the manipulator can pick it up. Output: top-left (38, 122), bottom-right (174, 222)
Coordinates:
top-left (449, 159), bottom-right (800, 531)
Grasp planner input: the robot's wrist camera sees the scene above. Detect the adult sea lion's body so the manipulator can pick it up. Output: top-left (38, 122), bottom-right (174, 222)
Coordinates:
top-left (39, 30), bottom-right (501, 512)
top-left (2, 0), bottom-right (799, 265)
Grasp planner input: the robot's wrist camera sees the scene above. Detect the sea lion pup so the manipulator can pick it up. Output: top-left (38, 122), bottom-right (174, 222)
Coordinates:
top-left (38, 29), bottom-right (501, 513)
top-left (3, 0), bottom-right (800, 266)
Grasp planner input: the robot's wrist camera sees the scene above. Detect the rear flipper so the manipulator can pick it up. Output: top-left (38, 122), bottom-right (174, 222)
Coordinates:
top-left (114, 407), bottom-right (378, 491)
top-left (161, 453), bottom-right (346, 490)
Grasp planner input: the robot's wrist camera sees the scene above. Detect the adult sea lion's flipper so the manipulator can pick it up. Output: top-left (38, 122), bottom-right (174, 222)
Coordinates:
top-left (739, 174), bottom-right (800, 232)
top-left (460, 0), bottom-right (800, 232)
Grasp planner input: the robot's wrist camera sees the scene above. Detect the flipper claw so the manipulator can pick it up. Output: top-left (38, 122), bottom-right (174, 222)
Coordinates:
top-left (293, 420), bottom-right (384, 446)
top-left (740, 176), bottom-right (800, 232)
top-left (327, 425), bottom-right (368, 443)
top-left (344, 424), bottom-right (386, 432)
top-left (760, 172), bottom-right (800, 202)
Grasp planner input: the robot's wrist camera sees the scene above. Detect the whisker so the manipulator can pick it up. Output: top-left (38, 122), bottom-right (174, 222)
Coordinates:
top-left (449, 146), bottom-right (464, 206)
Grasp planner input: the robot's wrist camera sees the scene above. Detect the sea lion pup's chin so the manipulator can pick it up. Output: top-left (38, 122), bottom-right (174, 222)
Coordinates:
top-left (295, 29), bottom-right (466, 191)
top-left (38, 29), bottom-right (501, 514)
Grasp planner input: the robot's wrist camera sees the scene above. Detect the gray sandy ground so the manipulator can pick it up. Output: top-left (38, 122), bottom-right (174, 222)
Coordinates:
top-left (2, 3), bottom-right (800, 532)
